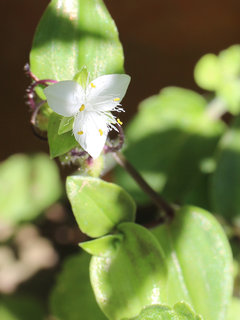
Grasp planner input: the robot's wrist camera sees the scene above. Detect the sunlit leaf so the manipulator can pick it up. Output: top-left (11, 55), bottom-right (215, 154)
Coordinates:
top-left (151, 205), bottom-right (233, 320)
top-left (89, 222), bottom-right (167, 320)
top-left (30, 0), bottom-right (124, 99)
top-left (66, 176), bottom-right (136, 237)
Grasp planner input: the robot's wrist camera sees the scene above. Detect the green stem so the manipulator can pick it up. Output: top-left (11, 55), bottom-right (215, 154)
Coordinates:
top-left (113, 152), bottom-right (174, 222)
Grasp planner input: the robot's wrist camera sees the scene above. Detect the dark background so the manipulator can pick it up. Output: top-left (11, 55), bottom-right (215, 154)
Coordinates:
top-left (1, 0), bottom-right (240, 160)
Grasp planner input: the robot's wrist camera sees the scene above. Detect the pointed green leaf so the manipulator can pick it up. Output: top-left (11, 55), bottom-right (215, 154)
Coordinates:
top-left (90, 222), bottom-right (167, 320)
top-left (50, 252), bottom-right (107, 320)
top-left (66, 176), bottom-right (136, 237)
top-left (74, 66), bottom-right (89, 88)
top-left (30, 0), bottom-right (124, 99)
top-left (58, 116), bottom-right (74, 135)
top-left (80, 234), bottom-right (123, 257)
top-left (151, 206), bottom-right (233, 320)
top-left (211, 116), bottom-right (240, 220)
top-left (48, 112), bottom-right (78, 158)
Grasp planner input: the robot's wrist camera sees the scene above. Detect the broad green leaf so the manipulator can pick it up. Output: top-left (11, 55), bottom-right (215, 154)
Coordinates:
top-left (211, 116), bottom-right (240, 220)
top-left (50, 252), bottom-right (106, 320)
top-left (48, 112), bottom-right (78, 158)
top-left (194, 53), bottom-right (220, 90)
top-left (66, 176), bottom-right (136, 237)
top-left (0, 296), bottom-right (44, 320)
top-left (115, 87), bottom-right (224, 205)
top-left (89, 222), bottom-right (167, 320)
top-left (129, 302), bottom-right (203, 320)
top-left (227, 298), bottom-right (240, 320)
top-left (30, 0), bottom-right (124, 99)
top-left (0, 153), bottom-right (62, 224)
top-left (58, 116), bottom-right (74, 135)
top-left (151, 205), bottom-right (233, 320)
top-left (218, 80), bottom-right (240, 114)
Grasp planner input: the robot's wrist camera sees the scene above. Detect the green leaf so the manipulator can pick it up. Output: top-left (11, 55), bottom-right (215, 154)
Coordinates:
top-left (58, 116), bottom-right (74, 135)
top-left (80, 234), bottom-right (123, 257)
top-left (0, 153), bottom-right (62, 224)
top-left (194, 53), bottom-right (221, 90)
top-left (30, 0), bottom-right (124, 99)
top-left (129, 302), bottom-right (203, 320)
top-left (66, 176), bottom-right (136, 237)
top-left (48, 112), bottom-right (78, 158)
top-left (227, 298), bottom-right (240, 320)
top-left (0, 295), bottom-right (45, 320)
top-left (211, 116), bottom-right (240, 220)
top-left (50, 252), bottom-right (107, 320)
top-left (151, 205), bottom-right (233, 320)
top-left (115, 87), bottom-right (224, 205)
top-left (219, 45), bottom-right (240, 78)
top-left (74, 66), bottom-right (89, 88)
top-left (89, 222), bottom-right (167, 320)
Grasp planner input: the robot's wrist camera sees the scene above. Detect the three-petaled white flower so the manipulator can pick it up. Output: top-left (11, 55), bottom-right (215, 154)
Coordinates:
top-left (44, 74), bottom-right (131, 159)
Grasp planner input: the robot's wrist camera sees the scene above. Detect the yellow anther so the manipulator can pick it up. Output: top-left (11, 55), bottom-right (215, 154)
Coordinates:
top-left (114, 97), bottom-right (120, 102)
top-left (99, 129), bottom-right (103, 136)
top-left (91, 83), bottom-right (96, 88)
top-left (79, 104), bottom-right (85, 112)
top-left (77, 131), bottom-right (84, 135)
top-left (117, 118), bottom-right (123, 125)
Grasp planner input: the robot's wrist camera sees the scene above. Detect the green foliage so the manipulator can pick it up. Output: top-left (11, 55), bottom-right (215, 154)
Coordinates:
top-left (0, 153), bottom-right (62, 224)
top-left (48, 112), bottom-right (78, 158)
top-left (0, 296), bottom-right (44, 320)
top-left (50, 252), bottom-right (106, 320)
top-left (30, 0), bottom-right (124, 99)
top-left (151, 206), bottom-right (233, 320)
top-left (66, 176), bottom-right (136, 237)
top-left (129, 302), bottom-right (203, 320)
top-left (194, 45), bottom-right (240, 114)
top-left (89, 222), bottom-right (167, 320)
top-left (227, 298), bottom-right (240, 320)
top-left (58, 116), bottom-right (74, 135)
top-left (115, 87), bottom-right (224, 205)
top-left (211, 116), bottom-right (240, 220)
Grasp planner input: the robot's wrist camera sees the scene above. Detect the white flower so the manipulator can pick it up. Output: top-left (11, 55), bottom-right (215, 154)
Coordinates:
top-left (44, 74), bottom-right (131, 159)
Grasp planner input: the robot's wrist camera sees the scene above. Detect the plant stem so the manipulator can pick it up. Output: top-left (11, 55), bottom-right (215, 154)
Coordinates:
top-left (113, 152), bottom-right (174, 221)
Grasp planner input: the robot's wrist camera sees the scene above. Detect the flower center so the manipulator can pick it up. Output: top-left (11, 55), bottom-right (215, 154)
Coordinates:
top-left (99, 129), bottom-right (103, 136)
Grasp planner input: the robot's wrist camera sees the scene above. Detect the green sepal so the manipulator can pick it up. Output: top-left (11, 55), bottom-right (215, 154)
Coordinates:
top-left (79, 234), bottom-right (123, 257)
top-left (58, 116), bottom-right (74, 135)
top-left (48, 112), bottom-right (78, 158)
top-left (74, 66), bottom-right (89, 88)
top-left (66, 176), bottom-right (136, 237)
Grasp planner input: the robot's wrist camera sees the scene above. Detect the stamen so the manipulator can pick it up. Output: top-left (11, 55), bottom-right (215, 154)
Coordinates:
top-left (78, 131), bottom-right (84, 135)
top-left (117, 118), bottom-right (123, 125)
top-left (91, 83), bottom-right (96, 88)
top-left (79, 104), bottom-right (85, 112)
top-left (99, 129), bottom-right (103, 136)
top-left (114, 97), bottom-right (120, 102)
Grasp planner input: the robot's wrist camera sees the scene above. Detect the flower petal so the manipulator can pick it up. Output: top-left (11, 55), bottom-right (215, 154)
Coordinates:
top-left (86, 74), bottom-right (131, 112)
top-left (73, 112), bottom-right (108, 159)
top-left (44, 81), bottom-right (84, 117)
